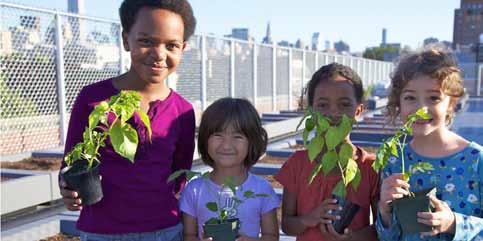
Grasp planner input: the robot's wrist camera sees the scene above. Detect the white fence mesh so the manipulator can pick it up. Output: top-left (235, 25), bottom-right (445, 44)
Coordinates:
top-left (0, 2), bottom-right (394, 156)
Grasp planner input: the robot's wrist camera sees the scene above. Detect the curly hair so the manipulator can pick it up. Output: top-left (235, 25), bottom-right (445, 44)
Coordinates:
top-left (386, 49), bottom-right (464, 125)
top-left (306, 63), bottom-right (364, 106)
top-left (119, 0), bottom-right (196, 41)
top-left (198, 98), bottom-right (268, 169)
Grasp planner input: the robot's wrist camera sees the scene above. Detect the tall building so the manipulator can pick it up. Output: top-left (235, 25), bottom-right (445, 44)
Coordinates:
top-left (324, 40), bottom-right (331, 51)
top-left (423, 37), bottom-right (439, 46)
top-left (68, 0), bottom-right (85, 42)
top-left (334, 40), bottom-right (350, 53)
top-left (311, 32), bottom-right (321, 51)
top-left (381, 28), bottom-right (387, 46)
top-left (262, 22), bottom-right (273, 44)
top-left (229, 28), bottom-right (250, 41)
top-left (453, 0), bottom-right (483, 49)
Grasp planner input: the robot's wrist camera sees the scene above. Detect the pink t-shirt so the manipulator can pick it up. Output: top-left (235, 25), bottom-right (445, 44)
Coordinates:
top-left (275, 146), bottom-right (380, 241)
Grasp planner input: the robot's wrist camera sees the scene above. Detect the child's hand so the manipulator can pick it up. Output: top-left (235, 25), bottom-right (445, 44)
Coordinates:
top-left (418, 195), bottom-right (456, 238)
top-left (59, 180), bottom-right (82, 211)
top-left (301, 199), bottom-right (341, 227)
top-left (319, 224), bottom-right (352, 241)
top-left (379, 173), bottom-right (410, 214)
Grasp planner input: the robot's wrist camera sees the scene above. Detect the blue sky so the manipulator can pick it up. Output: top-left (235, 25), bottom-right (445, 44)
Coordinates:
top-left (4, 0), bottom-right (460, 52)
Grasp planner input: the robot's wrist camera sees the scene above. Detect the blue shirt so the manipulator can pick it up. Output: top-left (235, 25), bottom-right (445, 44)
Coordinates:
top-left (376, 142), bottom-right (483, 241)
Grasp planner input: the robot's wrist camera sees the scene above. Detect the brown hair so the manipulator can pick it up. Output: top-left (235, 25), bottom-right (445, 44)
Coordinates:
top-left (306, 63), bottom-right (364, 106)
top-left (387, 49), bottom-right (464, 125)
top-left (198, 98), bottom-right (268, 169)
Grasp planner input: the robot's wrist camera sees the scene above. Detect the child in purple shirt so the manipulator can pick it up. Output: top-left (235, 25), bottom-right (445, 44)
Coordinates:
top-left (180, 98), bottom-right (280, 241)
top-left (59, 0), bottom-right (197, 240)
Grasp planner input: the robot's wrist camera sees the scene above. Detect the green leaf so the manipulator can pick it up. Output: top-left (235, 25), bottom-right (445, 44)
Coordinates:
top-left (415, 107), bottom-right (431, 120)
top-left (206, 202), bottom-right (218, 212)
top-left (321, 150), bottom-right (337, 176)
top-left (308, 161), bottom-right (323, 184)
top-left (410, 162), bottom-right (434, 175)
top-left (338, 142), bottom-right (353, 167)
top-left (344, 158), bottom-right (358, 185)
top-left (205, 218), bottom-right (218, 224)
top-left (88, 101), bottom-right (109, 130)
top-left (110, 123), bottom-right (139, 162)
top-left (296, 109), bottom-right (311, 131)
top-left (167, 169), bottom-right (186, 182)
top-left (325, 127), bottom-right (340, 150)
top-left (372, 144), bottom-right (389, 172)
top-left (305, 118), bottom-right (315, 131)
top-left (223, 177), bottom-right (237, 194)
top-left (317, 116), bottom-right (330, 134)
top-left (338, 115), bottom-right (354, 138)
top-left (332, 180), bottom-right (347, 198)
top-left (302, 129), bottom-right (309, 146)
top-left (352, 169), bottom-right (362, 191)
top-left (243, 190), bottom-right (254, 198)
top-left (390, 138), bottom-right (398, 157)
top-left (138, 111), bottom-right (152, 140)
top-left (308, 135), bottom-right (324, 161)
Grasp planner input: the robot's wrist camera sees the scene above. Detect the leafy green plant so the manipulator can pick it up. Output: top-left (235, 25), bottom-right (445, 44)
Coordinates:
top-left (372, 107), bottom-right (434, 185)
top-left (296, 108), bottom-right (360, 198)
top-left (64, 91), bottom-right (152, 169)
top-left (168, 170), bottom-right (269, 224)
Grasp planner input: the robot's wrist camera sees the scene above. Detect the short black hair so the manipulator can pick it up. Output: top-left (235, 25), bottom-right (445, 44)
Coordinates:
top-left (198, 98), bottom-right (268, 169)
top-left (306, 63), bottom-right (364, 106)
top-left (119, 0), bottom-right (196, 41)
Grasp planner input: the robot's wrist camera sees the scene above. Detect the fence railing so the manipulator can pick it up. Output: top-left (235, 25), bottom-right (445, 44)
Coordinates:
top-left (0, 2), bottom-right (394, 156)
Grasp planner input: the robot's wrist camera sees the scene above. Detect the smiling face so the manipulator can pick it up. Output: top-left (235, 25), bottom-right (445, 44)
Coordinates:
top-left (312, 75), bottom-right (363, 124)
top-left (399, 75), bottom-right (451, 137)
top-left (207, 123), bottom-right (249, 170)
top-left (122, 7), bottom-right (186, 85)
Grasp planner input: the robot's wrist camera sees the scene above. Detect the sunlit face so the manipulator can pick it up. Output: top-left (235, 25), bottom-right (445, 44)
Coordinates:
top-left (399, 75), bottom-right (451, 137)
top-left (122, 7), bottom-right (186, 85)
top-left (207, 124), bottom-right (249, 169)
top-left (312, 75), bottom-right (363, 124)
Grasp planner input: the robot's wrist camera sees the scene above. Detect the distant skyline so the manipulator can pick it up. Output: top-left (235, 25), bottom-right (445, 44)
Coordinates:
top-left (3, 0), bottom-right (460, 52)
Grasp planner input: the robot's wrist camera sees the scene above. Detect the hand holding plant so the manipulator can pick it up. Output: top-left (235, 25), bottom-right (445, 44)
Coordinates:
top-left (61, 90), bottom-right (152, 206)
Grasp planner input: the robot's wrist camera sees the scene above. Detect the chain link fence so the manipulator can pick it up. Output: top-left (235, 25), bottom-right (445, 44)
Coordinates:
top-left (0, 2), bottom-right (394, 156)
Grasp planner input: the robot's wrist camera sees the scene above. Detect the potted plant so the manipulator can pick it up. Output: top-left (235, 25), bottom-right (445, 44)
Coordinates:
top-left (296, 109), bottom-right (362, 234)
top-left (371, 107), bottom-right (435, 234)
top-left (168, 170), bottom-right (269, 241)
top-left (61, 90), bottom-right (152, 205)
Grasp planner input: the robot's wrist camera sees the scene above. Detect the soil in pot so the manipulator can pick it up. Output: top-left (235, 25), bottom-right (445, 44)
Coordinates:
top-left (323, 195), bottom-right (360, 234)
top-left (392, 187), bottom-right (436, 234)
top-left (203, 218), bottom-right (240, 241)
top-left (60, 160), bottom-right (103, 206)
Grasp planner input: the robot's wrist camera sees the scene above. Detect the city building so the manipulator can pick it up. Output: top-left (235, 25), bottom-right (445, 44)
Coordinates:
top-left (68, 0), bottom-right (85, 42)
top-left (311, 32), bottom-right (321, 51)
top-left (226, 28), bottom-right (252, 41)
top-left (295, 38), bottom-right (305, 49)
top-left (453, 0), bottom-right (483, 50)
top-left (262, 22), bottom-right (273, 44)
top-left (423, 37), bottom-right (439, 46)
top-left (334, 40), bottom-right (350, 53)
top-left (381, 28), bottom-right (387, 46)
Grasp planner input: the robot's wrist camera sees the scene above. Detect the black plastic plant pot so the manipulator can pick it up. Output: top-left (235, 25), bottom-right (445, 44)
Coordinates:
top-left (392, 187), bottom-right (436, 234)
top-left (60, 160), bottom-right (103, 206)
top-left (330, 195), bottom-right (360, 234)
top-left (203, 218), bottom-right (240, 241)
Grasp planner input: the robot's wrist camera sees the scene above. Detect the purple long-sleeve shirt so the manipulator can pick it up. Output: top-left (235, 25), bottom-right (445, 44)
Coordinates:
top-left (61, 79), bottom-right (195, 234)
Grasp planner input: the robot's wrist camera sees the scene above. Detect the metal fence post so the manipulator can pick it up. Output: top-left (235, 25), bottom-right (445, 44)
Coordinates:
top-left (118, 24), bottom-right (125, 74)
top-left (201, 35), bottom-right (207, 111)
top-left (54, 13), bottom-right (67, 145)
top-left (272, 44), bottom-right (277, 112)
top-left (230, 40), bottom-right (235, 97)
top-left (302, 49), bottom-right (306, 94)
top-left (253, 44), bottom-right (258, 107)
top-left (288, 48), bottom-right (293, 110)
